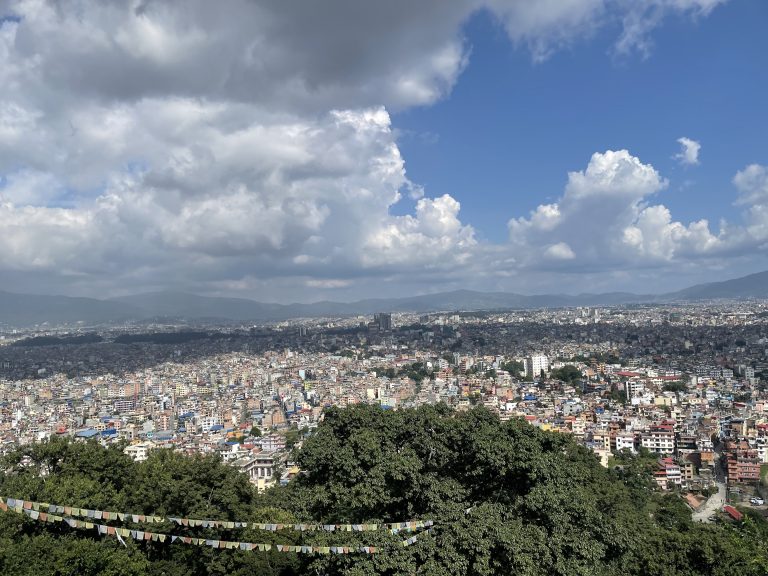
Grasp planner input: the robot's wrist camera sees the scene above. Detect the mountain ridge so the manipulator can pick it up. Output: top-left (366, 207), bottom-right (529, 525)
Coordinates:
top-left (1, 270), bottom-right (767, 327)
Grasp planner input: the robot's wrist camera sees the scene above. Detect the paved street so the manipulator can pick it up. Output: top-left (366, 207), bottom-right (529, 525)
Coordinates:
top-left (692, 447), bottom-right (726, 523)
top-left (693, 481), bottom-right (726, 523)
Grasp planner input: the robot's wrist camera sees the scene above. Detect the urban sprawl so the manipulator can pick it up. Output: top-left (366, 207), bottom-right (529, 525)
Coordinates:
top-left (2, 303), bottom-right (768, 520)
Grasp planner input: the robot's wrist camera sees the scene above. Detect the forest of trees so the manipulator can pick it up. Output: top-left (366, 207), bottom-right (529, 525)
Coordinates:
top-left (1, 405), bottom-right (767, 575)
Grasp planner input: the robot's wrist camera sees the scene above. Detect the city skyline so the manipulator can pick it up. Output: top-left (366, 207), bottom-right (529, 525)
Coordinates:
top-left (0, 1), bottom-right (767, 303)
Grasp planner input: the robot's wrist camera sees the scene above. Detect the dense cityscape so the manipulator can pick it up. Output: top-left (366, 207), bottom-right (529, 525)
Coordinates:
top-left (3, 301), bottom-right (768, 521)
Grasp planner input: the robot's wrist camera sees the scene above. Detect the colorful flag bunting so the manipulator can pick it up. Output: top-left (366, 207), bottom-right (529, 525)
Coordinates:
top-left (0, 494), bottom-right (434, 555)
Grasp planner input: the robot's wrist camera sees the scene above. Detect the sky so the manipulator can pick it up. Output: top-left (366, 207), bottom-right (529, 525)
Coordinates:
top-left (0, 0), bottom-right (766, 303)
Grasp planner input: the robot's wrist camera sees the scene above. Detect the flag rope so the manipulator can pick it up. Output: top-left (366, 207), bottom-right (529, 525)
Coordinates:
top-left (0, 496), bottom-right (432, 533)
top-left (0, 497), bottom-right (435, 554)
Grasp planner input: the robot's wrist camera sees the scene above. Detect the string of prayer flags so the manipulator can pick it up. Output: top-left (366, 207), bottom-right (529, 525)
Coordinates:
top-left (1, 496), bottom-right (433, 534)
top-left (1, 499), bottom-right (387, 555)
top-left (401, 527), bottom-right (436, 547)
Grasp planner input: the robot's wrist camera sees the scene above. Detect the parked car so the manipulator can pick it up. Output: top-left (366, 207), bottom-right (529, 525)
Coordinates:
top-left (749, 497), bottom-right (764, 505)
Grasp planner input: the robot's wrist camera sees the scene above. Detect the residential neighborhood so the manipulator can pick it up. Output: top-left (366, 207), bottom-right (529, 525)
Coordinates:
top-left (2, 301), bottom-right (768, 514)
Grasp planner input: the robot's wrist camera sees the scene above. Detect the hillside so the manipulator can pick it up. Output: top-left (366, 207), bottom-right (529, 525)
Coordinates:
top-left (0, 291), bottom-right (139, 327)
top-left (1, 405), bottom-right (766, 575)
top-left (666, 270), bottom-right (768, 300)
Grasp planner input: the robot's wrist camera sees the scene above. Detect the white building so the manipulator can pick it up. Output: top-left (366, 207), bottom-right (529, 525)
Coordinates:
top-left (236, 451), bottom-right (277, 492)
top-left (200, 415), bottom-right (222, 433)
top-left (641, 428), bottom-right (675, 455)
top-left (525, 355), bottom-right (549, 378)
top-left (124, 441), bottom-right (156, 462)
top-left (615, 433), bottom-right (636, 454)
top-left (624, 380), bottom-right (646, 401)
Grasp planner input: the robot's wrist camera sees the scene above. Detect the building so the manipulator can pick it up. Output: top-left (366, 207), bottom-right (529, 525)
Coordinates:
top-left (624, 380), bottom-right (645, 401)
top-left (373, 313), bottom-right (392, 331)
top-left (124, 441), bottom-right (156, 462)
top-left (641, 424), bottom-right (676, 455)
top-left (236, 451), bottom-right (277, 492)
top-left (724, 440), bottom-right (760, 484)
top-left (615, 432), bottom-right (636, 454)
top-left (525, 355), bottom-right (549, 378)
top-left (654, 457), bottom-right (682, 490)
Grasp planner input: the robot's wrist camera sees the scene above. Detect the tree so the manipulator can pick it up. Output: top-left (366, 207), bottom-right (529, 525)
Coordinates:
top-left (500, 360), bottom-right (524, 376)
top-left (2, 408), bottom-right (768, 576)
top-left (551, 365), bottom-right (582, 385)
top-left (283, 426), bottom-right (303, 450)
top-left (662, 381), bottom-right (687, 393)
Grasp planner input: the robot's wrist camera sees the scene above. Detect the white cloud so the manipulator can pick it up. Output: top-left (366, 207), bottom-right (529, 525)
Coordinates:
top-left (544, 242), bottom-right (576, 260)
top-left (485, 0), bottom-right (606, 62)
top-left (363, 195), bottom-right (476, 268)
top-left (508, 149), bottom-right (721, 268)
top-left (732, 164), bottom-right (768, 248)
top-left (675, 136), bottom-right (701, 166)
top-left (0, 104), bottom-right (475, 292)
top-left (504, 154), bottom-right (768, 284)
top-left (0, 0), bottom-right (734, 298)
top-left (305, 279), bottom-right (352, 289)
top-left (734, 164), bottom-right (768, 206)
top-left (0, 169), bottom-right (68, 206)
top-left (566, 149), bottom-right (667, 199)
top-left (614, 0), bottom-right (728, 57)
top-left (487, 0), bottom-right (728, 61)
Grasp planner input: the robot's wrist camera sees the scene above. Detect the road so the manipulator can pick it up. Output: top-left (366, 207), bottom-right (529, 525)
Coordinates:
top-left (692, 481), bottom-right (726, 522)
top-left (692, 445), bottom-right (727, 523)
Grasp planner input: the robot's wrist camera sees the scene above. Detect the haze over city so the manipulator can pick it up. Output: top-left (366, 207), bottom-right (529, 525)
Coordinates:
top-left (0, 1), bottom-right (766, 303)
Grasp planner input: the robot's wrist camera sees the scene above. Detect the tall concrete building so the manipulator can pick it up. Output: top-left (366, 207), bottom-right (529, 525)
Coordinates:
top-left (525, 354), bottom-right (549, 378)
top-left (373, 313), bottom-right (392, 331)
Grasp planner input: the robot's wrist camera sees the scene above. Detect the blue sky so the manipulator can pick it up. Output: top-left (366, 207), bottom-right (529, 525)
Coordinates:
top-left (395, 1), bottom-right (768, 242)
top-left (0, 1), bottom-right (767, 301)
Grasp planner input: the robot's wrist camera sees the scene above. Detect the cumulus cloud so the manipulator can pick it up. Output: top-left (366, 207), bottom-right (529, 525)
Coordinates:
top-left (504, 152), bottom-right (768, 282)
top-left (363, 195), bottom-right (476, 268)
top-left (544, 242), bottom-right (576, 260)
top-left (734, 164), bottom-right (768, 206)
top-left (675, 137), bottom-right (701, 166)
top-left (732, 164), bottom-right (768, 249)
top-left (0, 0), bottom-right (733, 298)
top-left (508, 150), bottom-right (722, 269)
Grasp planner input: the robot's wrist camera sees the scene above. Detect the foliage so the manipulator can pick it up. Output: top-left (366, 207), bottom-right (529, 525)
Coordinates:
top-left (500, 360), bottom-right (524, 375)
top-left (0, 438), bottom-right (300, 576)
top-left (11, 333), bottom-right (104, 347)
top-left (609, 388), bottom-right (628, 404)
top-left (1, 408), bottom-right (767, 575)
top-left (379, 367), bottom-right (397, 379)
top-left (398, 362), bottom-right (433, 383)
top-left (283, 426), bottom-right (304, 450)
top-left (551, 365), bottom-right (582, 385)
top-left (662, 381), bottom-right (687, 393)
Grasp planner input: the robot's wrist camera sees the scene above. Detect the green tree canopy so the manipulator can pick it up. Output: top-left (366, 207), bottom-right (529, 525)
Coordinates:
top-left (551, 364), bottom-right (583, 385)
top-left (1, 408), bottom-right (767, 575)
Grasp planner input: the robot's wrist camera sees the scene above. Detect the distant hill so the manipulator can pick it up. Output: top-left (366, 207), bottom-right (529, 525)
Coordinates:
top-left (111, 291), bottom-right (287, 321)
top-left (664, 270), bottom-right (768, 300)
top-left (1, 270), bottom-right (767, 327)
top-left (110, 289), bottom-right (652, 321)
top-left (0, 291), bottom-right (139, 327)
